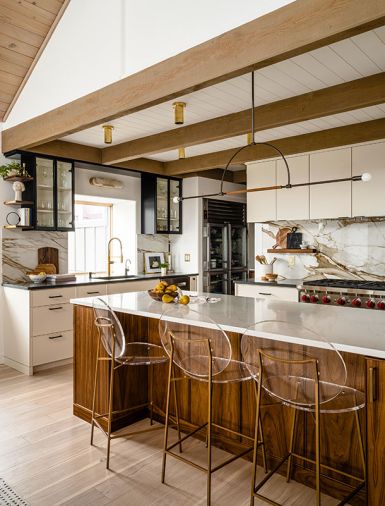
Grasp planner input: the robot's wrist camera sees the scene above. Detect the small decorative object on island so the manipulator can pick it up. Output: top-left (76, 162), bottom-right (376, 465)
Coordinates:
top-left (148, 280), bottom-right (189, 304)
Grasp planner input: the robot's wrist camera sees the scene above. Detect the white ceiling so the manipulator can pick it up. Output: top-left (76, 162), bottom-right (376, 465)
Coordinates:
top-left (62, 26), bottom-right (385, 160)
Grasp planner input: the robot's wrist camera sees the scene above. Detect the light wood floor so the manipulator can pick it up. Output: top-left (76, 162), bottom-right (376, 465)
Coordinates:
top-left (0, 364), bottom-right (339, 506)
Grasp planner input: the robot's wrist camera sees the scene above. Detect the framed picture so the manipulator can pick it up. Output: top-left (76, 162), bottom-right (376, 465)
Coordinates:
top-left (144, 252), bottom-right (165, 273)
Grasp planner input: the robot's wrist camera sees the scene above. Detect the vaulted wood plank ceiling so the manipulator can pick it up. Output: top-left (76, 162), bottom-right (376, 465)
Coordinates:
top-left (0, 0), bottom-right (69, 121)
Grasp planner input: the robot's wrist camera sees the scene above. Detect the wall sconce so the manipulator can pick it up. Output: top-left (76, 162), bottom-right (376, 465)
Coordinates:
top-left (178, 147), bottom-right (186, 159)
top-left (103, 125), bottom-right (114, 144)
top-left (173, 102), bottom-right (186, 125)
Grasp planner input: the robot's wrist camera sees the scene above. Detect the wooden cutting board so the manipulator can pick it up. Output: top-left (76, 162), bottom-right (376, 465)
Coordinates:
top-left (38, 247), bottom-right (59, 273)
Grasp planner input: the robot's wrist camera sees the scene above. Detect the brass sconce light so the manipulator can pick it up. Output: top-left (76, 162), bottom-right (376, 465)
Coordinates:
top-left (173, 102), bottom-right (186, 124)
top-left (178, 147), bottom-right (186, 159)
top-left (103, 125), bottom-right (114, 144)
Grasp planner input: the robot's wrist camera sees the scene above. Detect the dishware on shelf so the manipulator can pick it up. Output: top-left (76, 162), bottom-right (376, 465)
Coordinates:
top-left (28, 273), bottom-right (47, 284)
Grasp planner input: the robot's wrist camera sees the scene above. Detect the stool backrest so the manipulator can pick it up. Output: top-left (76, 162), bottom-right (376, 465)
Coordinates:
top-left (159, 305), bottom-right (231, 379)
top-left (241, 320), bottom-right (347, 409)
top-left (93, 298), bottom-right (126, 359)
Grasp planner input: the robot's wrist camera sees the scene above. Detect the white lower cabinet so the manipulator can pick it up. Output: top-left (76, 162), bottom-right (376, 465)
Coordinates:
top-left (4, 276), bottom-right (195, 375)
top-left (33, 330), bottom-right (73, 366)
top-left (235, 283), bottom-right (298, 302)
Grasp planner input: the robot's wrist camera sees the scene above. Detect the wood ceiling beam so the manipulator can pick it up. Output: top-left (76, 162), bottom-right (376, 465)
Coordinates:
top-left (22, 140), bottom-right (166, 174)
top-left (164, 118), bottom-right (385, 175)
top-left (101, 73), bottom-right (385, 164)
top-left (3, 0), bottom-right (385, 152)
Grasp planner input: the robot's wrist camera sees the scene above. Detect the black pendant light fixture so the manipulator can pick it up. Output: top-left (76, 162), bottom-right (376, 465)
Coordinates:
top-left (173, 72), bottom-right (371, 203)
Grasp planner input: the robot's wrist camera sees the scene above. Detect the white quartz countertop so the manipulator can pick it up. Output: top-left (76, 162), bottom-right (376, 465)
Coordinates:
top-left (71, 291), bottom-right (385, 359)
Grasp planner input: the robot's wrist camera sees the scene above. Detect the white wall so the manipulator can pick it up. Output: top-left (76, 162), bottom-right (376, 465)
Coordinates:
top-left (4, 0), bottom-right (294, 128)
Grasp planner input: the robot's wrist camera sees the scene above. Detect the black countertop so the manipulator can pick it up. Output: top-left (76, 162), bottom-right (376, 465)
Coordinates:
top-left (235, 278), bottom-right (303, 288)
top-left (2, 272), bottom-right (198, 290)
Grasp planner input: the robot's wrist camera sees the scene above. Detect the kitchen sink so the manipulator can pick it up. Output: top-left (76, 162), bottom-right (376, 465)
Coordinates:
top-left (91, 275), bottom-right (139, 281)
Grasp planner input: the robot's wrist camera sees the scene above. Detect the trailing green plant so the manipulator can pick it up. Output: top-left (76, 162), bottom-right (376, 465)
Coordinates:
top-left (0, 161), bottom-right (24, 179)
top-left (160, 262), bottom-right (169, 268)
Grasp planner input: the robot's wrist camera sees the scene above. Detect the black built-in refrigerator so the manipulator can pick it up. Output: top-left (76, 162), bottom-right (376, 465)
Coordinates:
top-left (202, 199), bottom-right (247, 294)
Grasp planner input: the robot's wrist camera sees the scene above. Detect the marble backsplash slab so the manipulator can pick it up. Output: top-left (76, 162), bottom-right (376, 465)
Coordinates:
top-left (2, 230), bottom-right (68, 283)
top-left (136, 234), bottom-right (169, 273)
top-left (255, 217), bottom-right (385, 281)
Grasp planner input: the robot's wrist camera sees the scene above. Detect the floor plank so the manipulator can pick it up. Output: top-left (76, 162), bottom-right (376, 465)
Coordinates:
top-left (0, 364), bottom-right (339, 505)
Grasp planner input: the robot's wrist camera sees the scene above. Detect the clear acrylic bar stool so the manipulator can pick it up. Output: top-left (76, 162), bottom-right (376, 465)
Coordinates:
top-left (241, 320), bottom-right (366, 506)
top-left (159, 304), bottom-right (267, 506)
top-left (91, 298), bottom-right (169, 469)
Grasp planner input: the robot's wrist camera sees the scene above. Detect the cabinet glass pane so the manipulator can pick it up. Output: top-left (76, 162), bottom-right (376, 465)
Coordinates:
top-left (156, 178), bottom-right (168, 232)
top-left (36, 157), bottom-right (54, 228)
top-left (169, 179), bottom-right (180, 232)
top-left (57, 161), bottom-right (73, 228)
top-left (208, 225), bottom-right (227, 270)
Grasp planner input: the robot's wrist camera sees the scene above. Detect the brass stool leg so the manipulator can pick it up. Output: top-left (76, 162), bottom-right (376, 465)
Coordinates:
top-left (90, 338), bottom-right (100, 446)
top-left (207, 380), bottom-right (213, 506)
top-left (354, 410), bottom-right (366, 482)
top-left (149, 364), bottom-right (154, 425)
top-left (161, 356), bottom-right (173, 483)
top-left (286, 407), bottom-right (297, 483)
top-left (172, 366), bottom-right (183, 453)
top-left (250, 378), bottom-right (263, 506)
top-left (253, 381), bottom-right (267, 474)
top-left (315, 390), bottom-right (321, 505)
top-left (106, 357), bottom-right (115, 470)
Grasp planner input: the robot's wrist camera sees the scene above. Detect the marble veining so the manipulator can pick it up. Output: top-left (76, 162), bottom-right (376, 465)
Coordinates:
top-left (255, 217), bottom-right (385, 281)
top-left (2, 230), bottom-right (68, 283)
top-left (137, 234), bottom-right (176, 273)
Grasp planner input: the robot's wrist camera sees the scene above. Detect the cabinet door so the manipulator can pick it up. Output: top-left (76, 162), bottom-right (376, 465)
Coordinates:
top-left (352, 142), bottom-right (385, 217)
top-left (35, 157), bottom-right (55, 229)
top-left (169, 179), bottom-right (181, 233)
top-left (367, 358), bottom-right (385, 505)
top-left (56, 160), bottom-right (74, 230)
top-left (246, 160), bottom-right (276, 222)
top-left (310, 148), bottom-right (352, 219)
top-left (277, 155), bottom-right (309, 220)
top-left (156, 177), bottom-right (169, 232)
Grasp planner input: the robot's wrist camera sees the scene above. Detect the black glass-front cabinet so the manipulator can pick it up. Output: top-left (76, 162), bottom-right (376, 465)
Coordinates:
top-left (22, 153), bottom-right (75, 231)
top-left (141, 173), bottom-right (182, 234)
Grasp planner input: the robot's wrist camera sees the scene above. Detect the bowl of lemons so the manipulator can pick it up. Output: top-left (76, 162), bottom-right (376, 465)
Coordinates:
top-left (148, 280), bottom-right (190, 305)
top-left (28, 272), bottom-right (47, 284)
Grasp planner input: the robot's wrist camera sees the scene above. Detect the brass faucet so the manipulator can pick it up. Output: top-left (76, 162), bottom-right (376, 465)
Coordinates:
top-left (107, 237), bottom-right (123, 276)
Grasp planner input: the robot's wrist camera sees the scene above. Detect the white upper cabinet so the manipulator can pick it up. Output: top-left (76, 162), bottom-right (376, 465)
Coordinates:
top-left (310, 148), bottom-right (352, 219)
top-left (352, 142), bottom-right (385, 217)
top-left (246, 160), bottom-right (276, 222)
top-left (277, 155), bottom-right (309, 220)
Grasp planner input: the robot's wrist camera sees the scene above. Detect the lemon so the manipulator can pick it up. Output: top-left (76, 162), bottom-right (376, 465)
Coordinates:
top-left (179, 295), bottom-right (190, 305)
top-left (162, 294), bottom-right (175, 303)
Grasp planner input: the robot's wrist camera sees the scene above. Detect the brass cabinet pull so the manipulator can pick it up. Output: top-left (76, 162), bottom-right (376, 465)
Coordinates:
top-left (49, 295), bottom-right (63, 299)
top-left (87, 291), bottom-right (100, 295)
top-left (49, 306), bottom-right (63, 311)
top-left (49, 334), bottom-right (63, 339)
top-left (369, 367), bottom-right (378, 403)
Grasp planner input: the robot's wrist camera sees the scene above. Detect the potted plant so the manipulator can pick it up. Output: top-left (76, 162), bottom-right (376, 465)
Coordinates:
top-left (0, 161), bottom-right (28, 179)
top-left (160, 262), bottom-right (168, 276)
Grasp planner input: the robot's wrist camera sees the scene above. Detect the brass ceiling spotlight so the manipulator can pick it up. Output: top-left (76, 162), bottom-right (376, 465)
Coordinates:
top-left (178, 147), bottom-right (186, 159)
top-left (103, 125), bottom-right (114, 144)
top-left (173, 102), bottom-right (186, 124)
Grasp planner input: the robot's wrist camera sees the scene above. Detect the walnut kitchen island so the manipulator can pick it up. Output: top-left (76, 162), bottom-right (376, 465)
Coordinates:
top-left (71, 291), bottom-right (385, 504)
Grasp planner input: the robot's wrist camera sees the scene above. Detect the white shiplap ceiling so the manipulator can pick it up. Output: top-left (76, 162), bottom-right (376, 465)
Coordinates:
top-left (146, 104), bottom-right (385, 162)
top-left (62, 27), bottom-right (385, 160)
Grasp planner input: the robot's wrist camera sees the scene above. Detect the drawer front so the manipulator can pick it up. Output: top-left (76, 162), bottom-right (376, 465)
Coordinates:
top-left (32, 286), bottom-right (76, 307)
top-left (76, 284), bottom-right (107, 298)
top-left (33, 330), bottom-right (73, 366)
top-left (107, 279), bottom-right (158, 295)
top-left (235, 284), bottom-right (299, 302)
top-left (32, 303), bottom-right (73, 336)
